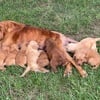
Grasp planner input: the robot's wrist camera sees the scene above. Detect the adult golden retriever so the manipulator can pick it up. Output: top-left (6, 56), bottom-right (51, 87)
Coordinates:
top-left (0, 20), bottom-right (87, 77)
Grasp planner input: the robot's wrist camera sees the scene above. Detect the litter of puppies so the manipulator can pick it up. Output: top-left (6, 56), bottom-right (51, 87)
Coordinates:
top-left (0, 20), bottom-right (99, 77)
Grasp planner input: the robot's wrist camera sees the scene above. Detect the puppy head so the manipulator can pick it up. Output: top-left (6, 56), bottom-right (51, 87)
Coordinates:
top-left (74, 51), bottom-right (87, 65)
top-left (28, 41), bottom-right (39, 49)
top-left (44, 38), bottom-right (56, 51)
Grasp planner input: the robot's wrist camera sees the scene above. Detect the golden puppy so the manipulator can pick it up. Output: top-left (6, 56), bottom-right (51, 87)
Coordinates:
top-left (15, 43), bottom-right (27, 68)
top-left (66, 37), bottom-right (100, 52)
top-left (37, 50), bottom-right (49, 68)
top-left (74, 49), bottom-right (88, 65)
top-left (21, 41), bottom-right (49, 77)
top-left (0, 45), bottom-right (9, 71)
top-left (4, 44), bottom-right (19, 66)
top-left (87, 49), bottom-right (100, 69)
top-left (45, 38), bottom-right (87, 77)
top-left (0, 20), bottom-right (86, 77)
top-left (74, 48), bottom-right (100, 69)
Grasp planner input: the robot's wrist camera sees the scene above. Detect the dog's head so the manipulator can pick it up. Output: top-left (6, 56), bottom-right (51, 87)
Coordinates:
top-left (74, 50), bottom-right (87, 65)
top-left (0, 20), bottom-right (25, 40)
top-left (44, 38), bottom-right (56, 51)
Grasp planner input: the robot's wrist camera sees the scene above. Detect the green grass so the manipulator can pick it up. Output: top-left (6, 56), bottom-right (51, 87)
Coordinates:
top-left (0, 0), bottom-right (100, 100)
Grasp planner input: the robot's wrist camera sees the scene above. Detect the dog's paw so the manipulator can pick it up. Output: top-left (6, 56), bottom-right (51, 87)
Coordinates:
top-left (63, 70), bottom-right (72, 77)
top-left (81, 70), bottom-right (88, 78)
top-left (92, 66), bottom-right (99, 69)
top-left (42, 69), bottom-right (49, 73)
top-left (0, 67), bottom-right (6, 72)
top-left (20, 74), bottom-right (25, 77)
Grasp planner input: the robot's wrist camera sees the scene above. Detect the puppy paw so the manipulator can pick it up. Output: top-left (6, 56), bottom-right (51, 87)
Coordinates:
top-left (34, 68), bottom-right (50, 73)
top-left (92, 66), bottom-right (99, 69)
top-left (20, 74), bottom-right (25, 77)
top-left (0, 67), bottom-right (6, 72)
top-left (81, 70), bottom-right (88, 78)
top-left (42, 69), bottom-right (49, 73)
top-left (63, 71), bottom-right (72, 77)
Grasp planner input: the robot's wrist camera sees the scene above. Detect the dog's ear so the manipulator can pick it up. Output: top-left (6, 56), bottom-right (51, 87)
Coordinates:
top-left (7, 21), bottom-right (24, 33)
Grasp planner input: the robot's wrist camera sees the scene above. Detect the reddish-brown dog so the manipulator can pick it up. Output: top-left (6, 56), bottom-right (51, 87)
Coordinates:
top-left (0, 20), bottom-right (87, 77)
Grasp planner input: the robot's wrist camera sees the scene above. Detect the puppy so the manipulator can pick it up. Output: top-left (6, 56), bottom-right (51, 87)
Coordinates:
top-left (37, 50), bottom-right (49, 68)
top-left (45, 38), bottom-right (69, 72)
top-left (21, 41), bottom-right (49, 77)
top-left (74, 49), bottom-right (88, 65)
top-left (15, 43), bottom-right (27, 68)
top-left (66, 37), bottom-right (100, 53)
top-left (74, 48), bottom-right (100, 69)
top-left (87, 49), bottom-right (100, 69)
top-left (4, 44), bottom-right (19, 66)
top-left (45, 38), bottom-right (87, 77)
top-left (0, 45), bottom-right (9, 71)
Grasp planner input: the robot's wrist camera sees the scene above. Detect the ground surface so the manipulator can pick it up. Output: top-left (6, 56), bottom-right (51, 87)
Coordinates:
top-left (0, 0), bottom-right (100, 100)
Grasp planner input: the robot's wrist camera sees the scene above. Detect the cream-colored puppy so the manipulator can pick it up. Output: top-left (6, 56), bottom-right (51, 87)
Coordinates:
top-left (66, 37), bottom-right (100, 52)
top-left (21, 41), bottom-right (49, 77)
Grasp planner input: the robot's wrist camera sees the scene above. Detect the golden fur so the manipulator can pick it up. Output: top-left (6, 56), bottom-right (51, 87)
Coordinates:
top-left (87, 50), bottom-right (100, 69)
top-left (15, 43), bottom-right (27, 68)
top-left (74, 48), bottom-right (100, 68)
top-left (37, 50), bottom-right (49, 68)
top-left (0, 45), bottom-right (9, 71)
top-left (0, 20), bottom-right (87, 77)
top-left (66, 37), bottom-right (100, 52)
top-left (4, 44), bottom-right (19, 66)
top-left (21, 41), bottom-right (49, 77)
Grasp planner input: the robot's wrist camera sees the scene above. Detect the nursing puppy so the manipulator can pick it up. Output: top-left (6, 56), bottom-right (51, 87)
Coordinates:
top-left (45, 39), bottom-right (87, 77)
top-left (87, 49), bottom-right (100, 69)
top-left (0, 20), bottom-right (87, 77)
top-left (4, 44), bottom-right (19, 66)
top-left (37, 51), bottom-right (49, 68)
top-left (73, 49), bottom-right (88, 65)
top-left (66, 37), bottom-right (100, 53)
top-left (15, 43), bottom-right (27, 68)
top-left (74, 48), bottom-right (100, 69)
top-left (21, 41), bottom-right (49, 77)
top-left (0, 45), bottom-right (9, 71)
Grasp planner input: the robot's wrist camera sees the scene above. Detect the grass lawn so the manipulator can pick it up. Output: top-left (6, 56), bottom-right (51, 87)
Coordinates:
top-left (0, 0), bottom-right (100, 100)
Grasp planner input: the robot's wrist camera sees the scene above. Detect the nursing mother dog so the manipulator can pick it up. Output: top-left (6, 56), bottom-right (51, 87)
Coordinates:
top-left (0, 20), bottom-right (87, 77)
